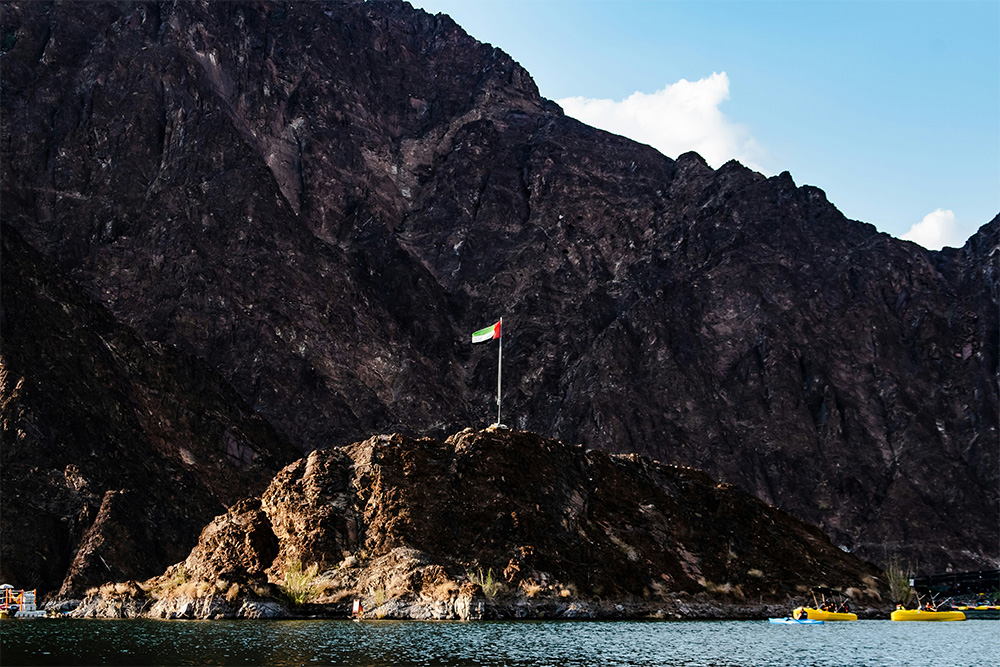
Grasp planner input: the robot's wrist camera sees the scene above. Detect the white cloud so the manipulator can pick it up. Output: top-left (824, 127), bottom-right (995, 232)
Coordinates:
top-left (901, 209), bottom-right (962, 250)
top-left (556, 72), bottom-right (767, 171)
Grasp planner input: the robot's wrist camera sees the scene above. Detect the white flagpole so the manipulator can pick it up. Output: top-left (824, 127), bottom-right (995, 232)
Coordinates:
top-left (496, 317), bottom-right (502, 426)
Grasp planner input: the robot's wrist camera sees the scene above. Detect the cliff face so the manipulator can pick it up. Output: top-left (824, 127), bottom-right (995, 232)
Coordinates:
top-left (267, 429), bottom-right (880, 597)
top-left (86, 429), bottom-right (884, 620)
top-left (1, 0), bottom-right (997, 580)
top-left (0, 224), bottom-right (299, 596)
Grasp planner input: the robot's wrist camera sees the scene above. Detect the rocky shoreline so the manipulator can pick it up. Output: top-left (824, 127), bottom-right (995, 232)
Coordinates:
top-left (53, 584), bottom-right (892, 622)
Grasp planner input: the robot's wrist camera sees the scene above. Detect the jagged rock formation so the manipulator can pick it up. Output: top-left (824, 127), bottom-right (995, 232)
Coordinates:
top-left (1, 0), bottom-right (996, 586)
top-left (0, 224), bottom-right (299, 596)
top-left (74, 429), bottom-right (886, 620)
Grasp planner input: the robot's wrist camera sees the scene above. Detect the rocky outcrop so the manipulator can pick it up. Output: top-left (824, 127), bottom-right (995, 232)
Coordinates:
top-left (74, 429), bottom-right (886, 620)
top-left (1, 0), bottom-right (996, 582)
top-left (0, 224), bottom-right (299, 596)
top-left (174, 498), bottom-right (279, 585)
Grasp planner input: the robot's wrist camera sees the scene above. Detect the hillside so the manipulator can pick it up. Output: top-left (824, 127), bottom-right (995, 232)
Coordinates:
top-left (1, 223), bottom-right (299, 595)
top-left (73, 428), bottom-right (887, 620)
top-left (1, 0), bottom-right (996, 576)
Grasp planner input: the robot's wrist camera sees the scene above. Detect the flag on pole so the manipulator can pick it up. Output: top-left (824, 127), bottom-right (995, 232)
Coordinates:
top-left (471, 320), bottom-right (501, 344)
top-left (471, 317), bottom-right (504, 427)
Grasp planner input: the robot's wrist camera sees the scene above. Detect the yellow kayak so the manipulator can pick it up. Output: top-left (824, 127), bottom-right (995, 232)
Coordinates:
top-left (793, 606), bottom-right (857, 622)
top-left (891, 608), bottom-right (966, 622)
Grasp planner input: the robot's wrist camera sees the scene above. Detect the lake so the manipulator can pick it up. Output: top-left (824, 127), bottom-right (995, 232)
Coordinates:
top-left (2, 618), bottom-right (997, 666)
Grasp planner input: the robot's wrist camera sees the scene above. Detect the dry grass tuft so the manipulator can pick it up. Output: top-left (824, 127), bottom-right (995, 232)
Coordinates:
top-left (705, 581), bottom-right (739, 596)
top-left (650, 581), bottom-right (671, 600)
top-left (430, 579), bottom-right (460, 600)
top-left (861, 575), bottom-right (882, 600)
top-left (172, 580), bottom-right (213, 599)
top-left (558, 583), bottom-right (579, 599)
top-left (521, 580), bottom-right (543, 598)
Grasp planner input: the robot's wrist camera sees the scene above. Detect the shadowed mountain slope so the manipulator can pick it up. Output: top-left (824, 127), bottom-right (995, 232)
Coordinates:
top-left (1, 223), bottom-right (299, 595)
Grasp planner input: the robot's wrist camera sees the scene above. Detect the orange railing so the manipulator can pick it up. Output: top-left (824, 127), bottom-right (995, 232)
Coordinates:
top-left (1, 589), bottom-right (34, 608)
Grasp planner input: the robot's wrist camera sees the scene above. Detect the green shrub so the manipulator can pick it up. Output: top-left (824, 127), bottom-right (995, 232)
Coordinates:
top-left (885, 556), bottom-right (914, 606)
top-left (282, 561), bottom-right (320, 605)
top-left (469, 567), bottom-right (500, 597)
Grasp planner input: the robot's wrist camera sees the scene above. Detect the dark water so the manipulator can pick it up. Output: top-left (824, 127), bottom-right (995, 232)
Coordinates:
top-left (2, 618), bottom-right (998, 666)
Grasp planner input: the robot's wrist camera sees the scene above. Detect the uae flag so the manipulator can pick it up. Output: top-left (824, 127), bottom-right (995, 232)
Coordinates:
top-left (472, 320), bottom-right (501, 344)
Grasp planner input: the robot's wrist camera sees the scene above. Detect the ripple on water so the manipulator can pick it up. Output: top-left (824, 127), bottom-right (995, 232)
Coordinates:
top-left (1, 618), bottom-right (998, 666)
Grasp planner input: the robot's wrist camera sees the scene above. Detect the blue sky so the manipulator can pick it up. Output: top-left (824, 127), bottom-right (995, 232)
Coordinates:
top-left (409, 0), bottom-right (999, 249)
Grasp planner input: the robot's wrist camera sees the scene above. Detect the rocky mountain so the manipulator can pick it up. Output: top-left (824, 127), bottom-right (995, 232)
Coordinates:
top-left (1, 0), bottom-right (996, 587)
top-left (1, 223), bottom-right (300, 596)
top-left (72, 428), bottom-right (886, 620)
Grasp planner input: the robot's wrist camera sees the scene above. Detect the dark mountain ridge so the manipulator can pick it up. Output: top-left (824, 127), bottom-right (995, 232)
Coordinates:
top-left (1, 0), bottom-right (996, 588)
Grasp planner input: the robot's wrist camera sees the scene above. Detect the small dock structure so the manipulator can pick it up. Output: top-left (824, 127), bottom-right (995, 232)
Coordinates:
top-left (0, 585), bottom-right (45, 618)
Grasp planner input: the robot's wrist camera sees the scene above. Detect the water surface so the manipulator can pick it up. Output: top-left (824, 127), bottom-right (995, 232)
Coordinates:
top-left (2, 618), bottom-right (997, 666)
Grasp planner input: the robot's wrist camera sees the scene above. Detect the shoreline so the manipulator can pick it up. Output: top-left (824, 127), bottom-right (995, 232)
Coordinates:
top-left (49, 592), bottom-right (892, 622)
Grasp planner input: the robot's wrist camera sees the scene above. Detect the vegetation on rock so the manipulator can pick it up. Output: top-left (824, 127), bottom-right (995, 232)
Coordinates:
top-left (281, 561), bottom-right (321, 606)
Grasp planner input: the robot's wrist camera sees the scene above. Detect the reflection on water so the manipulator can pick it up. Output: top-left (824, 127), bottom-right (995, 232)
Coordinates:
top-left (2, 618), bottom-right (998, 666)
